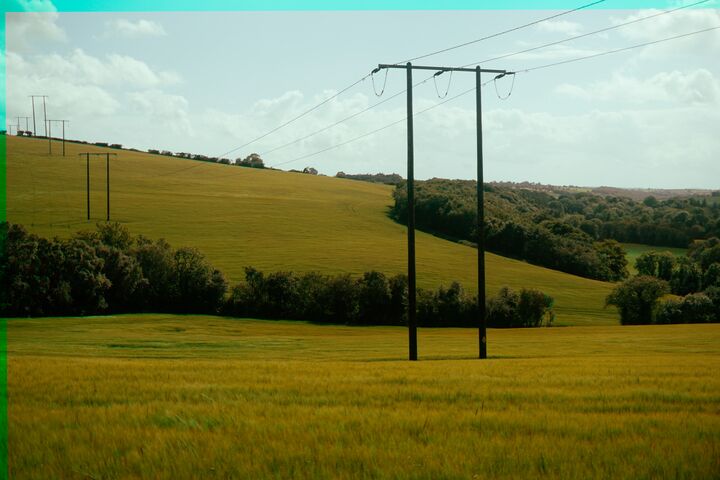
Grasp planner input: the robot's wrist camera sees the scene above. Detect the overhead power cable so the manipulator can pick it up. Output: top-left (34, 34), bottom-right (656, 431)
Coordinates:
top-left (216, 0), bottom-right (603, 163)
top-left (270, 82), bottom-right (496, 169)
top-left (260, 0), bottom-right (700, 160)
top-left (268, 25), bottom-right (720, 169)
top-left (215, 73), bottom-right (373, 160)
top-left (458, 0), bottom-right (711, 68)
top-left (395, 0), bottom-right (605, 65)
top-left (517, 25), bottom-right (720, 73)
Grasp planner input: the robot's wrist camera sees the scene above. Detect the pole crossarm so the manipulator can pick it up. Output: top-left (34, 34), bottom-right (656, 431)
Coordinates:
top-left (377, 64), bottom-right (510, 74)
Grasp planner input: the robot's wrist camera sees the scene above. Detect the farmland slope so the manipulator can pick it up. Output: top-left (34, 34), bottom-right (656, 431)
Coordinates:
top-left (6, 135), bottom-right (615, 325)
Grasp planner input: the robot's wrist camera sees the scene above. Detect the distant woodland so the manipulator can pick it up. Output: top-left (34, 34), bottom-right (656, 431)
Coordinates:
top-left (391, 179), bottom-right (720, 281)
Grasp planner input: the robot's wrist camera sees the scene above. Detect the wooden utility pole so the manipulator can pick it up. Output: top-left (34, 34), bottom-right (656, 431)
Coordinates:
top-left (79, 152), bottom-right (117, 221)
top-left (376, 63), bottom-right (511, 360)
top-left (47, 120), bottom-right (69, 156)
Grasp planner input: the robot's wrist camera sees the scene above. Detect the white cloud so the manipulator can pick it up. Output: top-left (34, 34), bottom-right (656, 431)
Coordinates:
top-left (104, 19), bottom-right (167, 39)
top-left (127, 90), bottom-right (192, 135)
top-left (495, 42), bottom-right (599, 63)
top-left (23, 49), bottom-right (181, 89)
top-left (556, 69), bottom-right (720, 105)
top-left (536, 20), bottom-right (583, 36)
top-left (611, 8), bottom-right (720, 58)
top-left (6, 12), bottom-right (67, 52)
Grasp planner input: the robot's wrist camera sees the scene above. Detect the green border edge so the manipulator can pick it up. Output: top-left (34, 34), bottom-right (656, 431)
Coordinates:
top-left (0, 1), bottom-right (715, 479)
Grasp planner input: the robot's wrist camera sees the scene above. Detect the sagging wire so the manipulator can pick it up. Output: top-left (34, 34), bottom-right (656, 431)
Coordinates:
top-left (371, 67), bottom-right (389, 97)
top-left (493, 73), bottom-right (516, 101)
top-left (432, 70), bottom-right (453, 99)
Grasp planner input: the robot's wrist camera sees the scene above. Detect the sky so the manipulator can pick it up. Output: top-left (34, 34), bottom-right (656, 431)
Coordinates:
top-left (4, 1), bottom-right (720, 188)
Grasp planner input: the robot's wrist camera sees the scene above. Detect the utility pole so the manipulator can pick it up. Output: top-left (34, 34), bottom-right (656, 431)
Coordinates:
top-left (47, 120), bottom-right (52, 154)
top-left (47, 120), bottom-right (69, 155)
top-left (18, 116), bottom-right (31, 134)
top-left (29, 95), bottom-right (48, 137)
top-left (106, 153), bottom-right (111, 221)
top-left (79, 152), bottom-right (117, 221)
top-left (376, 62), bottom-right (511, 360)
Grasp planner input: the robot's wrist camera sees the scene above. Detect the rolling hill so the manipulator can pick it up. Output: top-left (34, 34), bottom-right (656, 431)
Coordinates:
top-left (4, 135), bottom-right (617, 325)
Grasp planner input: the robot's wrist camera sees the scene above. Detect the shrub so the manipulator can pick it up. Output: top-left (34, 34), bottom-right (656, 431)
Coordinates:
top-left (605, 276), bottom-right (669, 325)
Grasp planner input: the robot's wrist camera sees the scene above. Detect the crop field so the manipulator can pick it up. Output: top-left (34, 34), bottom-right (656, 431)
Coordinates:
top-left (6, 136), bottom-right (615, 326)
top-left (6, 315), bottom-right (720, 479)
top-left (622, 243), bottom-right (688, 275)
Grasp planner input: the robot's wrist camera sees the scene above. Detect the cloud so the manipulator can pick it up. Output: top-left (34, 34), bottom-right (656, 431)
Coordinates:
top-left (127, 90), bottom-right (192, 135)
top-left (24, 49), bottom-right (181, 88)
top-left (104, 19), bottom-right (167, 39)
top-left (536, 20), bottom-right (583, 36)
top-left (556, 69), bottom-right (720, 105)
top-left (611, 8), bottom-right (720, 57)
top-left (6, 12), bottom-right (67, 52)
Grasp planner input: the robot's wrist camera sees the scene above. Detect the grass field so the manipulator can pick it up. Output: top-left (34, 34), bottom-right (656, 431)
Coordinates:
top-left (6, 135), bottom-right (616, 326)
top-left (7, 315), bottom-right (720, 479)
top-left (623, 243), bottom-right (687, 276)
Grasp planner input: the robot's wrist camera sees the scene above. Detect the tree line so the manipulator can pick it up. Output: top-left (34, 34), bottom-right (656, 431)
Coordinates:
top-left (390, 179), bottom-right (720, 281)
top-left (1, 223), bottom-right (554, 328)
top-left (605, 237), bottom-right (720, 325)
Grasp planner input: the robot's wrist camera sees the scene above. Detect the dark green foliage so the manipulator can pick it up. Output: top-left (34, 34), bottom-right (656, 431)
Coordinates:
top-left (1, 222), bottom-right (227, 317)
top-left (389, 180), bottom-right (720, 281)
top-left (486, 287), bottom-right (554, 328)
top-left (703, 263), bottom-right (720, 289)
top-left (670, 258), bottom-right (702, 296)
top-left (635, 251), bottom-right (676, 281)
top-left (171, 247), bottom-right (227, 313)
top-left (225, 268), bottom-right (553, 328)
top-left (688, 237), bottom-right (720, 270)
top-left (657, 293), bottom-right (716, 324)
top-left (605, 276), bottom-right (669, 325)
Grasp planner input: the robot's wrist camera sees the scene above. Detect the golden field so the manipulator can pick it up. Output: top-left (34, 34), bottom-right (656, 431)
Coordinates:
top-left (6, 315), bottom-right (720, 479)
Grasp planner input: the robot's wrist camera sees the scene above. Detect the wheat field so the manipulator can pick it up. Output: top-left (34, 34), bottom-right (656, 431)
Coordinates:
top-left (7, 315), bottom-right (720, 479)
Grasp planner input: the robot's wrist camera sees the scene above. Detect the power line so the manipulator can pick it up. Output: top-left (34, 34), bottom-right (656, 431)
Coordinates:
top-left (214, 73), bottom-right (373, 159)
top-left (270, 83), bottom-right (487, 169)
top-left (268, 25), bottom-right (720, 169)
top-left (517, 25), bottom-right (720, 73)
top-left (396, 0), bottom-right (605, 65)
top-left (459, 0), bottom-right (711, 68)
top-left (259, 1), bottom-right (710, 159)
top-left (216, 0), bottom-right (602, 161)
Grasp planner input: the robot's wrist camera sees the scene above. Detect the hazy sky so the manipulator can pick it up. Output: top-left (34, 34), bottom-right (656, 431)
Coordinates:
top-left (4, 1), bottom-right (720, 188)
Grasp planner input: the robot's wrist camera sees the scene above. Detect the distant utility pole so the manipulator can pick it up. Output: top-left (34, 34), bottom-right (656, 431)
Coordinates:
top-left (79, 152), bottom-right (117, 221)
top-left (18, 116), bottom-right (32, 133)
top-left (29, 95), bottom-right (48, 136)
top-left (376, 62), bottom-right (511, 361)
top-left (47, 119), bottom-right (69, 155)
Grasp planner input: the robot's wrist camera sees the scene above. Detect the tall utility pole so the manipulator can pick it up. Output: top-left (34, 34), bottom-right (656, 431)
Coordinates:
top-left (79, 152), bottom-right (117, 221)
top-left (47, 120), bottom-right (69, 155)
top-left (376, 62), bottom-right (511, 361)
top-left (29, 95), bottom-right (48, 136)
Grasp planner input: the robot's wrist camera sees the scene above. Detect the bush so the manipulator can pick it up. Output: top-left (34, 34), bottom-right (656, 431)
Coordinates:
top-left (1, 222), bottom-right (226, 317)
top-left (487, 287), bottom-right (554, 328)
top-left (605, 276), bottom-right (669, 325)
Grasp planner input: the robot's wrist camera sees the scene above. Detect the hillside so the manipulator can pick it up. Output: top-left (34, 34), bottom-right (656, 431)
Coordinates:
top-left (5, 135), bottom-right (616, 325)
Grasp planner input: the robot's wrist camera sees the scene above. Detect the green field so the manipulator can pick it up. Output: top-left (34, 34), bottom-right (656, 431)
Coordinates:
top-left (6, 135), bottom-right (616, 326)
top-left (622, 243), bottom-right (688, 275)
top-left (7, 315), bottom-right (720, 479)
